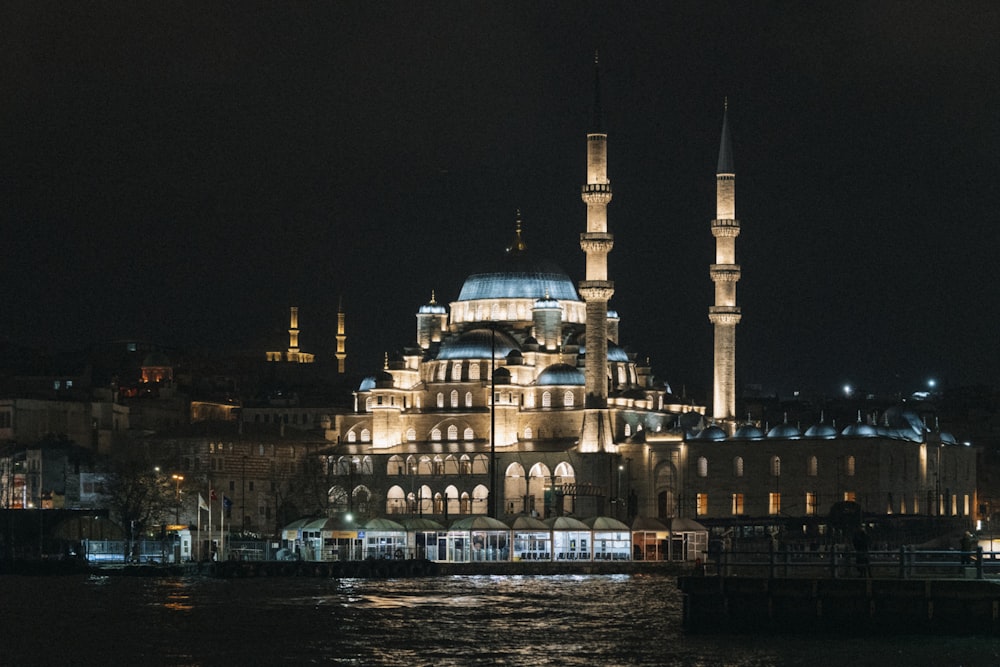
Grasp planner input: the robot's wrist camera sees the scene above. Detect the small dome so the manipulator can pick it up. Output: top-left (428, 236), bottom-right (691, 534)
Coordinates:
top-left (505, 349), bottom-right (524, 365)
top-left (607, 310), bottom-right (619, 319)
top-left (733, 424), bottom-right (765, 439)
top-left (696, 425), bottom-right (727, 441)
top-left (767, 423), bottom-right (802, 439)
top-left (576, 339), bottom-right (630, 362)
top-left (142, 352), bottom-right (171, 367)
top-left (940, 432), bottom-right (957, 444)
top-left (418, 302), bottom-right (447, 314)
top-left (437, 328), bottom-right (520, 360)
top-left (493, 367), bottom-right (511, 384)
top-left (841, 421), bottom-right (878, 437)
top-left (533, 297), bottom-right (561, 309)
top-left (536, 363), bottom-right (585, 386)
top-left (358, 376), bottom-right (376, 391)
top-left (804, 423), bottom-right (838, 438)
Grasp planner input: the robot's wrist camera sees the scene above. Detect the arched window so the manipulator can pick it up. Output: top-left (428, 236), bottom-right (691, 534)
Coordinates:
top-left (360, 429), bottom-right (371, 443)
top-left (365, 397), bottom-right (373, 411)
top-left (697, 456), bottom-right (708, 478)
top-left (447, 424), bottom-right (458, 440)
top-left (542, 391), bottom-right (552, 408)
top-left (807, 456), bottom-right (818, 477)
top-left (452, 362), bottom-right (462, 381)
top-left (472, 454), bottom-right (489, 474)
top-left (624, 423), bottom-right (632, 437)
top-left (406, 427), bottom-right (416, 442)
top-left (386, 486), bottom-right (406, 515)
top-left (771, 456), bottom-right (781, 477)
top-left (436, 363), bottom-right (447, 381)
top-left (388, 455), bottom-right (405, 476)
top-left (431, 428), bottom-right (442, 441)
top-left (846, 455), bottom-right (856, 476)
top-left (450, 390), bottom-right (459, 408)
top-left (444, 455), bottom-right (458, 474)
top-left (733, 456), bottom-right (744, 477)
top-left (563, 390), bottom-right (574, 407)
top-left (459, 455), bottom-right (472, 475)
top-left (469, 363), bottom-right (480, 380)
top-left (523, 426), bottom-right (533, 439)
top-left (418, 456), bottom-right (433, 475)
top-left (432, 456), bottom-right (444, 475)
top-left (465, 391), bottom-right (473, 407)
top-left (347, 430), bottom-right (357, 443)
top-left (464, 427), bottom-right (474, 441)
top-left (436, 393), bottom-right (444, 408)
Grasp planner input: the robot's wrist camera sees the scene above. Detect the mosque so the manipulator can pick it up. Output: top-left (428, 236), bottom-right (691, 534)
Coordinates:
top-left (330, 60), bottom-right (977, 542)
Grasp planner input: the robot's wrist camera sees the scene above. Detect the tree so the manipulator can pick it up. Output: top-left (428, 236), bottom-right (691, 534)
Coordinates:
top-left (100, 446), bottom-right (174, 559)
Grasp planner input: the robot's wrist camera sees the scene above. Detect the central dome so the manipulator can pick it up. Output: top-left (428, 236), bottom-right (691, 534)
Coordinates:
top-left (456, 218), bottom-right (580, 303)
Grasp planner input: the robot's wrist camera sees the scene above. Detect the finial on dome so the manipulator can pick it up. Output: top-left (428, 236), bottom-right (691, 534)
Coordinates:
top-left (430, 290), bottom-right (437, 304)
top-left (383, 352), bottom-right (388, 369)
top-left (508, 209), bottom-right (527, 253)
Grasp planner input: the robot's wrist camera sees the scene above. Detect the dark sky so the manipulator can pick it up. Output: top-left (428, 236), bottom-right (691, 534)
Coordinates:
top-left (2, 2), bottom-right (998, 400)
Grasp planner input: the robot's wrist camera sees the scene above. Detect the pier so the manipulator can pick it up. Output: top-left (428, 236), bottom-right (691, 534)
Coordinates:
top-left (679, 545), bottom-right (1000, 635)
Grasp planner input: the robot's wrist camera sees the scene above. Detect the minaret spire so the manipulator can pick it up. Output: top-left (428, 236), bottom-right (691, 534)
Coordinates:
top-left (578, 53), bottom-right (615, 453)
top-left (709, 99), bottom-right (742, 432)
top-left (592, 50), bottom-right (603, 133)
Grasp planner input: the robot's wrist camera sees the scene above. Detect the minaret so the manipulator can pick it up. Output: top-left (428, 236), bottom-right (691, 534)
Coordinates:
top-left (287, 306), bottom-right (301, 361)
top-left (335, 296), bottom-right (347, 374)
top-left (578, 52), bottom-right (615, 453)
top-left (709, 100), bottom-right (741, 431)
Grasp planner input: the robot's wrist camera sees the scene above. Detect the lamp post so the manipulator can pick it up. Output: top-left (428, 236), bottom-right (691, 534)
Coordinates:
top-left (171, 474), bottom-right (184, 524)
top-left (617, 464), bottom-right (624, 520)
top-left (489, 324), bottom-right (496, 519)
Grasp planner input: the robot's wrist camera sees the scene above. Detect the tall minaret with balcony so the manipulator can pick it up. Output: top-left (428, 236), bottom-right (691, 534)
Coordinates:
top-left (709, 101), bottom-right (741, 431)
top-left (578, 53), bottom-right (615, 453)
top-left (335, 297), bottom-right (347, 374)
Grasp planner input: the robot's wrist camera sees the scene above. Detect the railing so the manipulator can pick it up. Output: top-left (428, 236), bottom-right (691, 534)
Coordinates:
top-left (712, 545), bottom-right (990, 580)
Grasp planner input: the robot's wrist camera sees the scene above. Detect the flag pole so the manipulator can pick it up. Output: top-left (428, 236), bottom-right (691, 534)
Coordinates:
top-left (220, 495), bottom-right (225, 561)
top-left (208, 488), bottom-right (213, 561)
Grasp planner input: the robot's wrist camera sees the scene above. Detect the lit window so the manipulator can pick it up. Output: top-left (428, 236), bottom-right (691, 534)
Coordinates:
top-left (697, 457), bottom-right (708, 478)
top-left (846, 456), bottom-right (856, 476)
top-left (624, 423), bottom-right (632, 437)
top-left (464, 427), bottom-right (474, 441)
top-left (769, 492), bottom-right (781, 515)
top-left (436, 393), bottom-right (444, 408)
top-left (542, 391), bottom-right (552, 408)
top-left (347, 431), bottom-right (356, 443)
top-left (447, 425), bottom-right (458, 440)
top-left (450, 390), bottom-right (459, 408)
top-left (807, 456), bottom-right (818, 477)
top-left (731, 493), bottom-right (744, 515)
top-left (406, 428), bottom-right (416, 442)
top-left (465, 392), bottom-right (473, 408)
top-left (431, 428), bottom-right (442, 441)
top-left (696, 493), bottom-right (708, 516)
top-left (843, 491), bottom-right (856, 502)
top-left (360, 429), bottom-right (370, 443)
top-left (523, 427), bottom-right (533, 439)
top-left (563, 391), bottom-right (574, 407)
top-left (733, 457), bottom-right (743, 477)
top-left (806, 492), bottom-right (817, 516)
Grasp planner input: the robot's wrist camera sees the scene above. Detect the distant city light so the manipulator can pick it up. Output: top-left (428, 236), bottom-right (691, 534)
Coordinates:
top-left (843, 385), bottom-right (852, 397)
top-left (928, 379), bottom-right (937, 389)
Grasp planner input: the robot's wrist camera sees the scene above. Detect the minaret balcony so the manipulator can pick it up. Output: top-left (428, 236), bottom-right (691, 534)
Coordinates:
top-left (581, 184), bottom-right (613, 205)
top-left (709, 306), bottom-right (742, 326)
top-left (711, 218), bottom-right (741, 237)
top-left (710, 264), bottom-right (741, 283)
top-left (580, 233), bottom-right (614, 254)
top-left (579, 281), bottom-right (615, 301)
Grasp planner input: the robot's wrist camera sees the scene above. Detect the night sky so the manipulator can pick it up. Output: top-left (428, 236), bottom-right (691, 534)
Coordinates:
top-left (2, 2), bottom-right (998, 401)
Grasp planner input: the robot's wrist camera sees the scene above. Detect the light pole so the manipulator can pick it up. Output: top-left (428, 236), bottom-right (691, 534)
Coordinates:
top-left (617, 464), bottom-right (624, 520)
top-left (171, 474), bottom-right (184, 524)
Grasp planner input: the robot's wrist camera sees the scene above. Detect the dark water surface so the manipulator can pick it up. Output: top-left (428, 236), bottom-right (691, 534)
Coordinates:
top-left (3, 572), bottom-right (1000, 666)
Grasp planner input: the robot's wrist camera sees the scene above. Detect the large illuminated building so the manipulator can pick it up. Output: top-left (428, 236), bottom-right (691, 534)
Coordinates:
top-left (328, 63), bottom-right (977, 538)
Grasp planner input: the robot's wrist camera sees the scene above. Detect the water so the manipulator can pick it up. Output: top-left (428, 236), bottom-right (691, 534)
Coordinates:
top-left (3, 573), bottom-right (1000, 666)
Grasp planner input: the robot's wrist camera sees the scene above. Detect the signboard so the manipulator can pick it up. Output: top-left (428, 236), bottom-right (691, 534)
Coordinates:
top-left (329, 531), bottom-right (358, 539)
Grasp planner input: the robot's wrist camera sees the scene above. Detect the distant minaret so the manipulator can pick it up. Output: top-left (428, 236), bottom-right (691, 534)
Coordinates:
top-left (578, 52), bottom-right (615, 453)
top-left (709, 100), bottom-right (741, 431)
top-left (335, 297), bottom-right (347, 374)
top-left (288, 306), bottom-right (301, 360)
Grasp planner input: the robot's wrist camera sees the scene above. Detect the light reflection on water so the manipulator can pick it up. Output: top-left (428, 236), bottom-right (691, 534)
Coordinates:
top-left (1, 573), bottom-right (999, 666)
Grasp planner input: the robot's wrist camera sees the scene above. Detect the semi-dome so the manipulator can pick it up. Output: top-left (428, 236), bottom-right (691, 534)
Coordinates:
top-left (733, 424), bottom-right (765, 439)
top-left (536, 363), bottom-right (585, 386)
top-left (437, 328), bottom-right (520, 360)
top-left (358, 376), bottom-right (376, 391)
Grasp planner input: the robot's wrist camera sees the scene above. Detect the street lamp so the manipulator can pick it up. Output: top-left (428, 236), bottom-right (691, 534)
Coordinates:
top-left (171, 474), bottom-right (184, 523)
top-left (617, 464), bottom-right (624, 519)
